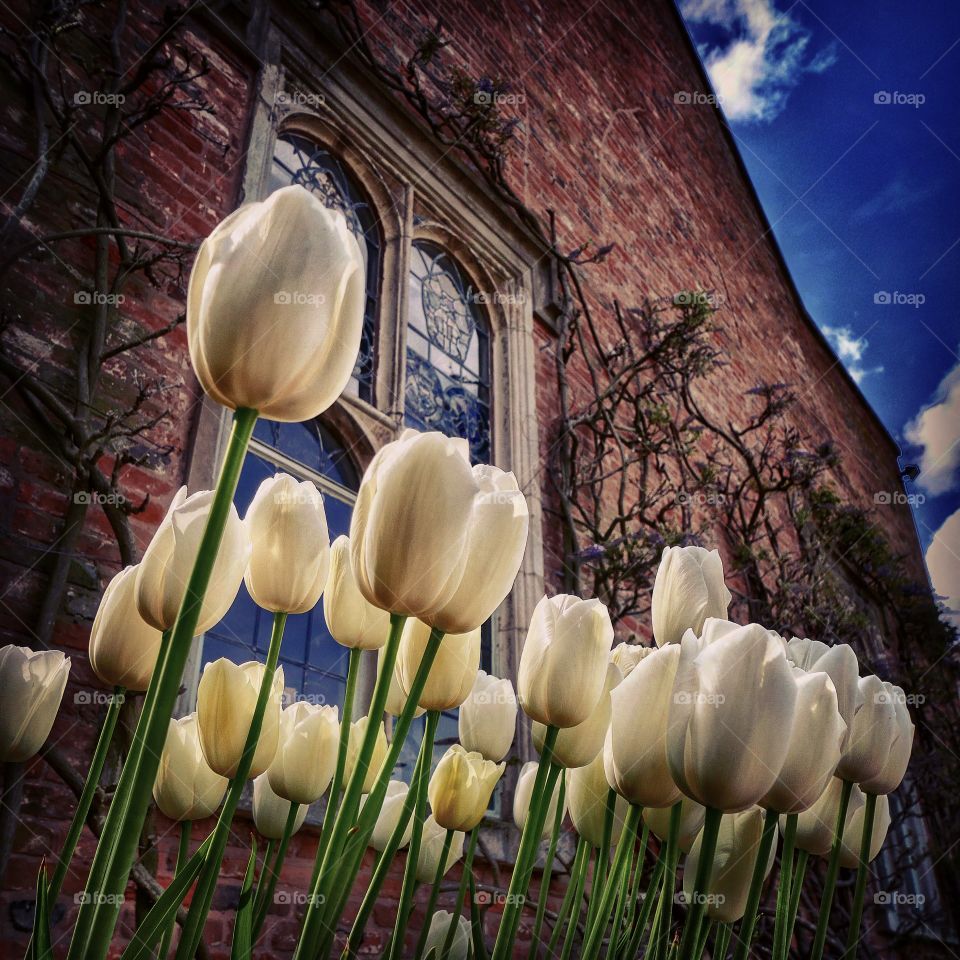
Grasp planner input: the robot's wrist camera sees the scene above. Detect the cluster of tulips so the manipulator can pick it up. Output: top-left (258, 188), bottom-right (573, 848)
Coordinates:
top-left (0, 184), bottom-right (915, 960)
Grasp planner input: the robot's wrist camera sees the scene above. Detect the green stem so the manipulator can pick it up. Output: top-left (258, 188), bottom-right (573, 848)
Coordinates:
top-left (624, 854), bottom-right (666, 959)
top-left (529, 771), bottom-right (566, 959)
top-left (68, 406), bottom-right (257, 960)
top-left (346, 725), bottom-right (437, 958)
top-left (714, 922), bottom-right (732, 959)
top-left (584, 786), bottom-right (616, 938)
top-left (173, 610), bottom-right (287, 960)
top-left (156, 821), bottom-right (191, 960)
top-left (696, 920), bottom-right (715, 959)
top-left (653, 801), bottom-right (683, 960)
top-left (677, 806), bottom-right (723, 960)
top-left (733, 806), bottom-right (778, 960)
top-left (560, 844), bottom-right (593, 960)
top-left (252, 839), bottom-right (276, 924)
top-left (810, 779), bottom-right (854, 960)
top-left (386, 709), bottom-right (440, 960)
top-left (545, 836), bottom-right (589, 959)
top-left (412, 829), bottom-right (456, 960)
top-left (772, 813), bottom-right (797, 960)
top-left (581, 804), bottom-right (642, 959)
top-left (492, 728), bottom-right (561, 959)
top-left (842, 792), bottom-right (877, 960)
top-left (253, 802), bottom-right (300, 937)
top-left (615, 823), bottom-right (648, 953)
top-left (49, 687), bottom-right (124, 902)
top-left (786, 850), bottom-right (808, 952)
top-left (439, 828), bottom-right (479, 959)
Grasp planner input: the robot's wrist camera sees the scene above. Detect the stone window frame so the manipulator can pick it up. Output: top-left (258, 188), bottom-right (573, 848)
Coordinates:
top-left (180, 37), bottom-right (552, 846)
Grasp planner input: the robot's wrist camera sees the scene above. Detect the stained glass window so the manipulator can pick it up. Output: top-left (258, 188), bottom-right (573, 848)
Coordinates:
top-left (269, 132), bottom-right (381, 403)
top-left (404, 241), bottom-right (491, 464)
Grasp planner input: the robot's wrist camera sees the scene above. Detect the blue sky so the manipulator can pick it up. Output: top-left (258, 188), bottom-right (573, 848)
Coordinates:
top-left (678, 0), bottom-right (960, 627)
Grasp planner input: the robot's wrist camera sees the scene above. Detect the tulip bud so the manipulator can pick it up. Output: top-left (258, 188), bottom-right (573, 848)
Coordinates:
top-left (760, 669), bottom-right (847, 814)
top-left (859, 688), bottom-right (914, 795)
top-left (366, 781), bottom-right (413, 851)
top-left (610, 642), bottom-right (653, 677)
top-left (534, 662), bottom-right (621, 769)
top-left (416, 814), bottom-right (465, 883)
top-left (786, 638), bottom-right (858, 750)
top-left (651, 546), bottom-right (731, 647)
top-left (788, 777), bottom-right (848, 856)
top-left (324, 535), bottom-right (391, 649)
top-left (568, 752), bottom-right (630, 848)
top-left (517, 594), bottom-right (614, 728)
top-left (350, 429), bottom-right (528, 632)
top-left (643, 797), bottom-right (706, 855)
top-left (428, 744), bottom-right (504, 831)
top-left (252, 773), bottom-right (308, 840)
top-left (839, 790), bottom-right (891, 868)
top-left (458, 671), bottom-right (517, 762)
top-left (682, 806), bottom-right (776, 923)
top-left (836, 676), bottom-right (901, 784)
top-left (666, 622), bottom-right (798, 812)
top-left (153, 714), bottom-right (228, 821)
top-left (398, 618), bottom-right (481, 712)
top-left (605, 645), bottom-right (682, 808)
top-left (136, 486), bottom-right (249, 634)
top-left (196, 659), bottom-right (284, 779)
top-left (378, 645), bottom-right (425, 719)
top-left (0, 646), bottom-right (71, 762)
top-left (343, 716), bottom-right (388, 793)
top-left (243, 474), bottom-right (330, 614)
top-left (187, 185), bottom-right (365, 422)
top-left (267, 701), bottom-right (339, 805)
top-left (423, 910), bottom-right (471, 960)
top-left (513, 761), bottom-right (566, 840)
top-left (89, 565), bottom-right (163, 692)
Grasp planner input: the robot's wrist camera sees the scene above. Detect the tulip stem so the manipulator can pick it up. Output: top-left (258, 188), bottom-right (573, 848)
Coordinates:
top-left (677, 805), bottom-right (722, 960)
top-left (610, 823), bottom-right (647, 959)
top-left (48, 686), bottom-right (124, 903)
top-left (491, 725), bottom-right (560, 960)
top-left (842, 792), bottom-right (877, 960)
top-left (529, 771), bottom-right (566, 959)
top-left (785, 849), bottom-right (808, 950)
top-left (156, 820), bottom-right (191, 960)
top-left (411, 829), bottom-right (456, 960)
top-left (623, 850), bottom-right (666, 959)
top-left (386, 708), bottom-right (440, 960)
top-left (252, 839), bottom-right (275, 922)
top-left (651, 801), bottom-right (683, 960)
top-left (172, 610), bottom-right (287, 960)
top-left (560, 843), bottom-right (593, 960)
top-left (616, 822), bottom-right (649, 952)
top-left (810, 779), bottom-right (853, 960)
top-left (772, 813), bottom-right (797, 960)
top-left (68, 406), bottom-right (258, 960)
top-left (584, 788), bottom-right (617, 938)
top-left (732, 806), bottom-right (778, 960)
top-left (581, 803), bottom-right (642, 960)
top-left (714, 922), bottom-right (732, 959)
top-left (347, 723), bottom-right (437, 959)
top-left (545, 835), bottom-right (589, 959)
top-left (696, 919), bottom-right (715, 958)
top-left (439, 827), bottom-right (479, 959)
top-left (253, 802), bottom-right (300, 937)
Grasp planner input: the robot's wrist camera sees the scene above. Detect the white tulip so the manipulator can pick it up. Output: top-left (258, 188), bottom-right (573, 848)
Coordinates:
top-left (324, 535), bottom-right (391, 649)
top-left (252, 773), bottom-right (308, 839)
top-left (836, 676), bottom-right (901, 784)
top-left (187, 185), bottom-right (365, 422)
top-left (243, 474), bottom-right (330, 614)
top-left (196, 659), bottom-right (284, 779)
top-left (651, 546), bottom-right (731, 647)
top-left (135, 486), bottom-right (249, 634)
top-left (517, 594), bottom-right (614, 728)
top-left (860, 687), bottom-right (914, 795)
top-left (0, 646), bottom-right (70, 762)
top-left (666, 622), bottom-right (797, 811)
top-left (397, 618), bottom-right (480, 712)
top-left (423, 910), bottom-right (471, 960)
top-left (416, 814), bottom-right (465, 883)
top-left (458, 671), bottom-right (517, 762)
top-left (785, 638), bottom-right (859, 750)
top-left (343, 716), bottom-right (388, 793)
top-left (267, 701), bottom-right (339, 805)
top-left (89, 565), bottom-right (163, 692)
top-left (513, 761), bottom-right (566, 840)
top-left (788, 777), bottom-right (849, 856)
top-left (366, 781), bottom-right (413, 851)
top-left (568, 752), bottom-right (630, 848)
top-left (610, 642), bottom-right (654, 677)
top-left (153, 714), bottom-right (228, 821)
top-left (643, 797), bottom-right (706, 855)
top-left (839, 791), bottom-right (891, 868)
top-left (428, 744), bottom-right (504, 831)
top-left (604, 644), bottom-right (682, 808)
top-left (378, 644), bottom-right (425, 719)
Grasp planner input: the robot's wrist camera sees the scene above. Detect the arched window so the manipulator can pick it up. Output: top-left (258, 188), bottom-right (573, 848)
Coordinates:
top-left (269, 132), bottom-right (381, 403)
top-left (405, 240), bottom-right (491, 464)
top-left (200, 419), bottom-right (359, 708)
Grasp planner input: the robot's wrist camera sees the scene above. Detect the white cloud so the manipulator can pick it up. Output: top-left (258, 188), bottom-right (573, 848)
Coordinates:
top-left (681, 0), bottom-right (838, 122)
top-left (821, 324), bottom-right (884, 384)
top-left (851, 176), bottom-right (939, 224)
top-left (906, 358), bottom-right (960, 495)
top-left (926, 508), bottom-right (960, 629)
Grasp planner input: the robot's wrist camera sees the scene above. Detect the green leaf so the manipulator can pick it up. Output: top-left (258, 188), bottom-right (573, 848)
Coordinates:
top-left (231, 836), bottom-right (258, 960)
top-left (30, 862), bottom-right (52, 960)
top-left (468, 872), bottom-right (488, 960)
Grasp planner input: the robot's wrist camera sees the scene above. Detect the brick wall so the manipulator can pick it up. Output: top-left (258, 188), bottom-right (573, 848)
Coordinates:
top-left (0, 0), bottom-right (932, 956)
